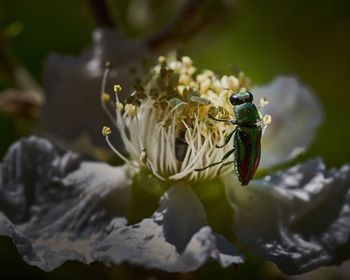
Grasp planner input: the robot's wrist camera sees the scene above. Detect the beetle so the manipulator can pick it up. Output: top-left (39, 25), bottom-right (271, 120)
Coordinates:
top-left (195, 91), bottom-right (262, 186)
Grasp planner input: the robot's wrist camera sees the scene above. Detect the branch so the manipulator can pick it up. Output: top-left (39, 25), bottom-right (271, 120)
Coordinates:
top-left (146, 0), bottom-right (235, 50)
top-left (86, 0), bottom-right (116, 28)
top-left (146, 0), bottom-right (201, 49)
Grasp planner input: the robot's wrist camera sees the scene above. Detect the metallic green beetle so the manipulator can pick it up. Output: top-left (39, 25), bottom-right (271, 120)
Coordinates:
top-left (195, 91), bottom-right (262, 186)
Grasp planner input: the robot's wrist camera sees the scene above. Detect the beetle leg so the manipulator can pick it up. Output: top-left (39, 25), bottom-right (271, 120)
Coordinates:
top-left (195, 148), bottom-right (235, 171)
top-left (216, 129), bottom-right (236, 148)
top-left (208, 114), bottom-right (234, 124)
top-left (217, 160), bottom-right (235, 175)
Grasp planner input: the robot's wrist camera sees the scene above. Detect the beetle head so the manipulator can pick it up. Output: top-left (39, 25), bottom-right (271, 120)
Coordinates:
top-left (229, 91), bottom-right (253, 105)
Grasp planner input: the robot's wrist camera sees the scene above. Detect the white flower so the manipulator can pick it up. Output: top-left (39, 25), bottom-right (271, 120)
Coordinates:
top-left (2, 54), bottom-right (350, 277)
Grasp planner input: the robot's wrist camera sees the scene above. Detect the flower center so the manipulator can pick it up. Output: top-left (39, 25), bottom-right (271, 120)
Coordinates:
top-left (101, 56), bottom-right (269, 182)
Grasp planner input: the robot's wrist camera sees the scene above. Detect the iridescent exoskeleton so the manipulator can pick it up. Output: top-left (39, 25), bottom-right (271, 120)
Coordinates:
top-left (195, 91), bottom-right (262, 186)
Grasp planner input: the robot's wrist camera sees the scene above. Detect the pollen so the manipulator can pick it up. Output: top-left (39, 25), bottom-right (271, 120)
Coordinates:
top-left (158, 56), bottom-right (166, 65)
top-left (181, 56), bottom-right (193, 67)
top-left (125, 104), bottom-right (137, 117)
top-left (221, 75), bottom-right (239, 91)
top-left (263, 114), bottom-right (272, 125)
top-left (102, 126), bottom-right (111, 136)
top-left (101, 92), bottom-right (110, 103)
top-left (260, 97), bottom-right (269, 107)
top-left (116, 102), bottom-right (124, 111)
top-left (114, 84), bottom-right (122, 93)
top-left (179, 74), bottom-right (191, 85)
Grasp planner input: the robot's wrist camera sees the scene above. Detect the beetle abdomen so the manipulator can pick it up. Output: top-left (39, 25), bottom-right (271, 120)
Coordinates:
top-left (234, 125), bottom-right (262, 186)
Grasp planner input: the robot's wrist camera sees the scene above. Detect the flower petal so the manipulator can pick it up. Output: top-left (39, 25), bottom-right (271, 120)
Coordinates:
top-left (0, 137), bottom-right (244, 271)
top-left (41, 28), bottom-right (149, 150)
top-left (225, 159), bottom-right (350, 275)
top-left (93, 183), bottom-right (245, 271)
top-left (252, 77), bottom-right (324, 168)
top-left (0, 136), bottom-right (132, 270)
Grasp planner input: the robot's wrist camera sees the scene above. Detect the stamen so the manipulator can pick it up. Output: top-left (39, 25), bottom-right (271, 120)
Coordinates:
top-left (160, 102), bottom-right (186, 126)
top-left (104, 131), bottom-right (138, 169)
top-left (101, 92), bottom-right (110, 103)
top-left (239, 87), bottom-right (247, 93)
top-left (181, 56), bottom-right (192, 66)
top-left (147, 159), bottom-right (166, 181)
top-left (114, 84), bottom-right (122, 93)
top-left (158, 56), bottom-right (166, 65)
top-left (263, 114), bottom-right (272, 125)
top-left (259, 97), bottom-right (269, 108)
top-left (139, 149), bottom-right (147, 166)
top-left (262, 114), bottom-right (272, 136)
top-left (125, 104), bottom-right (137, 117)
top-left (116, 102), bottom-right (124, 111)
top-left (100, 66), bottom-right (115, 122)
top-left (170, 118), bottom-right (209, 180)
top-left (190, 96), bottom-right (211, 105)
top-left (102, 126), bottom-right (111, 136)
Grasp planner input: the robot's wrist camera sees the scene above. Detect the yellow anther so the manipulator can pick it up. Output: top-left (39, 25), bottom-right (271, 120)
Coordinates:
top-left (239, 87), bottom-right (247, 93)
top-left (179, 74), bottom-right (191, 85)
top-left (260, 97), bottom-right (269, 107)
top-left (196, 73), bottom-right (206, 83)
top-left (102, 126), bottom-right (112, 136)
top-left (181, 56), bottom-right (193, 67)
top-left (158, 56), bottom-right (166, 65)
top-left (105, 61), bottom-right (112, 69)
top-left (116, 102), bottom-right (124, 111)
top-left (203, 70), bottom-right (215, 77)
top-left (200, 78), bottom-right (211, 93)
top-left (212, 80), bottom-right (223, 93)
top-left (114, 84), bottom-right (122, 93)
top-left (101, 92), bottom-right (110, 103)
top-left (221, 75), bottom-right (239, 91)
top-left (125, 104), bottom-right (137, 117)
top-left (139, 149), bottom-right (148, 166)
top-left (263, 114), bottom-right (272, 125)
top-left (187, 66), bottom-right (197, 76)
top-left (170, 61), bottom-right (182, 73)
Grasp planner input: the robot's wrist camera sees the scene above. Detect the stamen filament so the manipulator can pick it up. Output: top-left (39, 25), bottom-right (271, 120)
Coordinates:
top-left (105, 134), bottom-right (138, 169)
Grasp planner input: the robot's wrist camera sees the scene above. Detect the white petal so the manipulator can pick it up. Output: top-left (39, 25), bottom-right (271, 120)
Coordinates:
top-left (252, 77), bottom-right (324, 168)
top-left (225, 158), bottom-right (350, 275)
top-left (93, 183), bottom-right (245, 271)
top-left (0, 137), bottom-right (244, 271)
top-left (41, 28), bottom-right (149, 150)
top-left (0, 136), bottom-right (132, 270)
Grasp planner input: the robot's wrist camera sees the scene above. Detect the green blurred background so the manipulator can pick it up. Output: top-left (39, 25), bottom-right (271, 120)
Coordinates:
top-left (0, 0), bottom-right (350, 279)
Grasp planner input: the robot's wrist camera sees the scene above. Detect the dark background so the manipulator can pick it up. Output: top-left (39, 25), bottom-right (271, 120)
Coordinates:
top-left (1, 0), bottom-right (350, 279)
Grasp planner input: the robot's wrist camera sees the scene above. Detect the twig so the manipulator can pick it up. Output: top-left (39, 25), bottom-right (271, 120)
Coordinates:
top-left (86, 0), bottom-right (116, 28)
top-left (146, 0), bottom-right (201, 49)
top-left (146, 0), bottom-right (236, 50)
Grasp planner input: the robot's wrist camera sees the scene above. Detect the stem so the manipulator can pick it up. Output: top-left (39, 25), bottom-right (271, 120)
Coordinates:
top-left (86, 0), bottom-right (116, 28)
